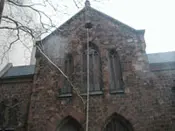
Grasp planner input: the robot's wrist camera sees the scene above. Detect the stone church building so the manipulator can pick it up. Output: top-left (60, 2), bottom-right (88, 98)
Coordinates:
top-left (0, 1), bottom-right (175, 131)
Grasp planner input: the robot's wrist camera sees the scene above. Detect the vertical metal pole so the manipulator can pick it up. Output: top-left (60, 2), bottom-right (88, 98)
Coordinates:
top-left (86, 28), bottom-right (90, 131)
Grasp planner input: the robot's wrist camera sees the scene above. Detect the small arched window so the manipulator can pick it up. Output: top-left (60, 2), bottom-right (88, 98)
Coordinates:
top-left (82, 42), bottom-right (101, 93)
top-left (60, 54), bottom-right (73, 95)
top-left (109, 49), bottom-right (123, 92)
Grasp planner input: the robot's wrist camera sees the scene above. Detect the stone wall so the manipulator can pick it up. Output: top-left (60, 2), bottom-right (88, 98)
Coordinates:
top-left (28, 7), bottom-right (174, 131)
top-left (0, 77), bottom-right (33, 131)
top-left (149, 69), bottom-right (175, 131)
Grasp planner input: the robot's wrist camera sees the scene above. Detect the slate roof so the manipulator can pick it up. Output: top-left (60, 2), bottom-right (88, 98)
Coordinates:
top-left (147, 51), bottom-right (175, 63)
top-left (1, 65), bottom-right (35, 78)
top-left (147, 51), bottom-right (175, 71)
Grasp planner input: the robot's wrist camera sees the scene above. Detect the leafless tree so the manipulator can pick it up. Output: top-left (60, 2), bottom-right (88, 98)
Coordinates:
top-left (0, 0), bottom-right (107, 65)
top-left (0, 0), bottom-right (107, 130)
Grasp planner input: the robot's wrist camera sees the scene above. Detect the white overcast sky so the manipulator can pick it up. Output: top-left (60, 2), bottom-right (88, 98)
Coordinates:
top-left (50, 0), bottom-right (175, 53)
top-left (1, 0), bottom-right (175, 69)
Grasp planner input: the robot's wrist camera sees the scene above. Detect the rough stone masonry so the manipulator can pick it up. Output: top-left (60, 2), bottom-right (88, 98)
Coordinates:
top-left (0, 4), bottom-right (175, 131)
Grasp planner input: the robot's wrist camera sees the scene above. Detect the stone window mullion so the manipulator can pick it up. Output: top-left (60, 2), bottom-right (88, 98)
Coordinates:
top-left (92, 52), bottom-right (96, 91)
top-left (81, 43), bottom-right (101, 93)
top-left (112, 55), bottom-right (116, 90)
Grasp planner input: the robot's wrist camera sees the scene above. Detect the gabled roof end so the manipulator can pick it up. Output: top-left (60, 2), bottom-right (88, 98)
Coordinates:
top-left (136, 29), bottom-right (145, 35)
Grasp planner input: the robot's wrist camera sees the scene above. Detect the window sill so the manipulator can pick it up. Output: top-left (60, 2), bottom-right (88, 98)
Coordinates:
top-left (58, 93), bottom-right (72, 98)
top-left (110, 90), bottom-right (124, 94)
top-left (0, 128), bottom-right (15, 131)
top-left (58, 91), bottom-right (103, 98)
top-left (81, 91), bottom-right (103, 96)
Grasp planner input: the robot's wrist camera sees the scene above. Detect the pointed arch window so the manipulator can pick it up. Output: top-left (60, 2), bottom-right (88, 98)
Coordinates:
top-left (57, 116), bottom-right (83, 131)
top-left (104, 114), bottom-right (133, 131)
top-left (109, 49), bottom-right (123, 92)
top-left (59, 54), bottom-right (73, 95)
top-left (82, 42), bottom-right (102, 93)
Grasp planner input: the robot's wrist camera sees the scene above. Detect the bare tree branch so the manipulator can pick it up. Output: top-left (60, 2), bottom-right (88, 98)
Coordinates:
top-left (0, 0), bottom-right (5, 22)
top-left (7, 0), bottom-right (55, 27)
top-left (73, 0), bottom-right (80, 9)
top-left (1, 16), bottom-right (35, 38)
top-left (0, 28), bottom-right (20, 64)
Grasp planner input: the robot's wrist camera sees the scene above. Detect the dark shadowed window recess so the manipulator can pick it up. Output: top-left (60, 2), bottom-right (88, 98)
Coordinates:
top-left (109, 49), bottom-right (124, 93)
top-left (81, 42), bottom-right (102, 93)
top-left (172, 86), bottom-right (175, 107)
top-left (59, 54), bottom-right (73, 96)
top-left (172, 86), bottom-right (175, 93)
top-left (0, 100), bottom-right (16, 131)
top-left (57, 116), bottom-right (83, 131)
top-left (104, 114), bottom-right (133, 131)
top-left (0, 101), bottom-right (6, 127)
top-left (8, 99), bottom-right (18, 127)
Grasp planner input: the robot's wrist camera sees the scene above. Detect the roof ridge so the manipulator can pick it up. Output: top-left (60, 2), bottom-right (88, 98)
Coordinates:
top-left (12, 65), bottom-right (35, 68)
top-left (147, 51), bottom-right (175, 55)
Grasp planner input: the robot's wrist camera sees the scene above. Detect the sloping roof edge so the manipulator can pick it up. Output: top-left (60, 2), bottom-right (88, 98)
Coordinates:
top-left (37, 7), bottom-right (86, 44)
top-left (0, 65), bottom-right (35, 79)
top-left (0, 63), bottom-right (13, 77)
top-left (38, 6), bottom-right (145, 44)
top-left (147, 51), bottom-right (175, 63)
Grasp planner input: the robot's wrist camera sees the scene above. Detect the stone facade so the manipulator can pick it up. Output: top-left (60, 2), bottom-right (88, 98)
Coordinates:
top-left (0, 77), bottom-right (33, 131)
top-left (28, 6), bottom-right (174, 131)
top-left (0, 5), bottom-right (175, 131)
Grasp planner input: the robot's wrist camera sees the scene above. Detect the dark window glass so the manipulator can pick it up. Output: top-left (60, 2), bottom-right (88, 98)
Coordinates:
top-left (0, 101), bottom-right (6, 126)
top-left (81, 43), bottom-right (101, 93)
top-left (105, 118), bottom-right (128, 131)
top-left (109, 49), bottom-right (123, 92)
top-left (60, 54), bottom-right (73, 95)
top-left (104, 115), bottom-right (132, 131)
top-left (8, 99), bottom-right (18, 127)
top-left (0, 99), bottom-right (18, 130)
top-left (59, 117), bottom-right (82, 131)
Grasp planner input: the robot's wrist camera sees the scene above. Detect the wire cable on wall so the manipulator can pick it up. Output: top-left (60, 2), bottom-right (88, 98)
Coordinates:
top-left (85, 28), bottom-right (90, 131)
